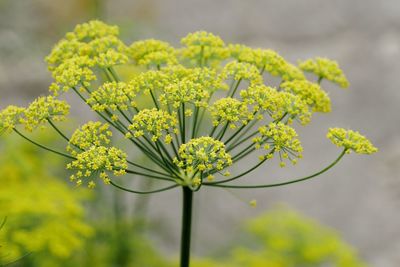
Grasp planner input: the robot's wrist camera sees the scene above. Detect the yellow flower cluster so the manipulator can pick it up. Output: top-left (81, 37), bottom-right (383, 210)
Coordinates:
top-left (174, 137), bottom-right (232, 174)
top-left (210, 98), bottom-right (252, 128)
top-left (128, 39), bottom-right (177, 67)
top-left (46, 20), bottom-right (128, 95)
top-left (127, 108), bottom-right (177, 142)
top-left (281, 80), bottom-right (331, 113)
top-left (88, 82), bottom-right (137, 111)
top-left (129, 70), bottom-right (170, 95)
top-left (222, 61), bottom-right (263, 85)
top-left (0, 106), bottom-right (25, 133)
top-left (68, 20), bottom-right (119, 41)
top-left (254, 122), bottom-right (303, 166)
top-left (299, 57), bottom-right (349, 88)
top-left (228, 45), bottom-right (305, 81)
top-left (180, 31), bottom-right (229, 66)
top-left (67, 146), bottom-right (127, 188)
top-left (327, 128), bottom-right (377, 154)
top-left (2, 20), bottom-right (374, 194)
top-left (22, 96), bottom-right (70, 132)
top-left (68, 121), bottom-right (112, 153)
top-left (49, 56), bottom-right (96, 95)
top-left (158, 67), bottom-right (224, 108)
top-left (46, 20), bottom-right (127, 69)
top-left (241, 85), bottom-right (311, 124)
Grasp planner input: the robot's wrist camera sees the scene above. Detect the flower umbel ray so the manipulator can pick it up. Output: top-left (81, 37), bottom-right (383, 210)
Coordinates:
top-left (0, 20), bottom-right (377, 192)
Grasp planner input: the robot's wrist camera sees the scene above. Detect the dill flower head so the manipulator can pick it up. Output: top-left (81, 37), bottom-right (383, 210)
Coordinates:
top-left (46, 20), bottom-right (124, 69)
top-left (299, 57), bottom-right (349, 88)
top-left (67, 146), bottom-right (127, 188)
top-left (327, 128), bottom-right (377, 154)
top-left (180, 31), bottom-right (229, 66)
top-left (129, 70), bottom-right (170, 95)
top-left (128, 39), bottom-right (177, 67)
top-left (210, 97), bottom-right (252, 128)
top-left (88, 81), bottom-right (137, 111)
top-left (239, 84), bottom-right (309, 123)
top-left (158, 67), bottom-right (217, 108)
top-left (69, 20), bottom-right (119, 41)
top-left (222, 61), bottom-right (263, 85)
top-left (128, 108), bottom-right (178, 142)
top-left (229, 45), bottom-right (305, 81)
top-left (50, 56), bottom-right (96, 95)
top-left (0, 106), bottom-right (25, 134)
top-left (3, 20), bottom-right (376, 196)
top-left (174, 137), bottom-right (232, 177)
top-left (68, 121), bottom-right (112, 153)
top-left (255, 122), bottom-right (303, 166)
top-left (281, 80), bottom-right (331, 113)
top-left (21, 96), bottom-right (70, 132)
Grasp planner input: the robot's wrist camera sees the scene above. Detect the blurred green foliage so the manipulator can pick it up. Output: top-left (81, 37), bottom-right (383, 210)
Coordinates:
top-left (0, 133), bottom-right (93, 266)
top-left (192, 207), bottom-right (366, 267)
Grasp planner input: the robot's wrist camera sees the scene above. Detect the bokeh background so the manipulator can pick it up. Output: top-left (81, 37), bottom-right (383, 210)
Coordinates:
top-left (0, 0), bottom-right (398, 266)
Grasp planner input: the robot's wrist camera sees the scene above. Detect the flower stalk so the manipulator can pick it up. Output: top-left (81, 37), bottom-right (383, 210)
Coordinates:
top-left (180, 187), bottom-right (194, 267)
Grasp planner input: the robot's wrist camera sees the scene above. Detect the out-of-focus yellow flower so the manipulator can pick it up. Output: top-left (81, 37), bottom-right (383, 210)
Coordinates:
top-left (0, 134), bottom-right (93, 262)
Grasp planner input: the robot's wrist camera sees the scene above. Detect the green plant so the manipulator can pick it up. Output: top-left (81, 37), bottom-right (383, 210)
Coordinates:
top-left (0, 20), bottom-right (377, 267)
top-left (0, 134), bottom-right (92, 266)
top-left (192, 207), bottom-right (366, 267)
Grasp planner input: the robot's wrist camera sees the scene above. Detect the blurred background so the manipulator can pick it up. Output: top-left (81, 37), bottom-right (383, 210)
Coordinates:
top-left (0, 0), bottom-right (398, 266)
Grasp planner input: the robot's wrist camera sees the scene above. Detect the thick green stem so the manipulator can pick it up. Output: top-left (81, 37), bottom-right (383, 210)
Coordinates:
top-left (180, 187), bottom-right (193, 267)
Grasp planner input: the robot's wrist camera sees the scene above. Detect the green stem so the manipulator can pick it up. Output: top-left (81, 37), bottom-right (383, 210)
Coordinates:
top-left (13, 129), bottom-right (75, 160)
top-left (127, 160), bottom-right (170, 176)
top-left (228, 79), bottom-right (242, 97)
top-left (108, 67), bottom-right (121, 82)
top-left (47, 119), bottom-right (70, 142)
top-left (180, 187), bottom-right (193, 267)
top-left (125, 169), bottom-right (174, 181)
top-left (205, 149), bottom-right (347, 188)
top-left (110, 181), bottom-right (178, 194)
top-left (182, 103), bottom-right (186, 143)
top-left (191, 106), bottom-right (199, 139)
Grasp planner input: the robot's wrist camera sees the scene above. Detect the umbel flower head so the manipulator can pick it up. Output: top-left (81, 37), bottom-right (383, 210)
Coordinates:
top-left (299, 57), bottom-right (349, 88)
top-left (22, 96), bottom-right (70, 132)
top-left (327, 128), bottom-right (378, 154)
top-left (0, 20), bottom-right (376, 193)
top-left (0, 106), bottom-right (25, 134)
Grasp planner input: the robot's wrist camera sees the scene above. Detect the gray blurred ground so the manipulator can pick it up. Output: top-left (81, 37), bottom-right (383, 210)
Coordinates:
top-left (0, 0), bottom-right (399, 265)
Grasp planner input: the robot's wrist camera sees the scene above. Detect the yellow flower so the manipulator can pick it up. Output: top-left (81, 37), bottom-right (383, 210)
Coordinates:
top-left (327, 128), bottom-right (377, 154)
top-left (21, 96), bottom-right (70, 132)
top-left (299, 57), bottom-right (349, 88)
top-left (180, 31), bottom-right (229, 67)
top-left (50, 56), bottom-right (96, 95)
top-left (210, 97), bottom-right (252, 128)
top-left (128, 39), bottom-right (177, 67)
top-left (88, 81), bottom-right (137, 111)
top-left (68, 121), bottom-right (112, 153)
top-left (0, 106), bottom-right (25, 133)
top-left (256, 122), bottom-right (303, 165)
top-left (222, 61), bottom-right (263, 86)
top-left (175, 137), bottom-right (232, 174)
top-left (241, 85), bottom-right (311, 125)
top-left (128, 108), bottom-right (178, 142)
top-left (67, 146), bottom-right (127, 188)
top-left (228, 45), bottom-right (305, 81)
top-left (281, 80), bottom-right (331, 113)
